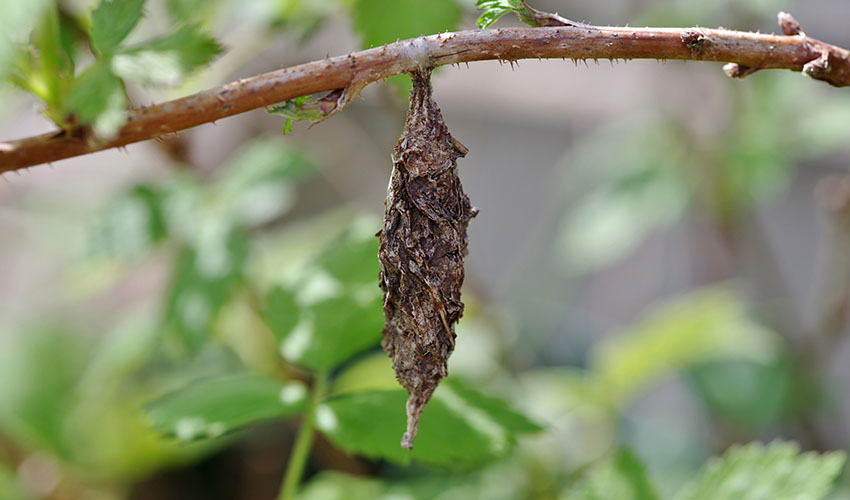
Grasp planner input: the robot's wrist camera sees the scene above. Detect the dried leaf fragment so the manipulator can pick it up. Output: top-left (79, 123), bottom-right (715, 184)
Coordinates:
top-left (377, 68), bottom-right (477, 450)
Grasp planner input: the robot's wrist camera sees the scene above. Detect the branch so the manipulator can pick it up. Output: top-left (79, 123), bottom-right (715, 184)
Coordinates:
top-left (1, 12), bottom-right (848, 172)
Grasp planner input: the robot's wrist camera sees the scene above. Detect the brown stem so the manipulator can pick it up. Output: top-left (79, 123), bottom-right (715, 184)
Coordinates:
top-left (2, 14), bottom-right (849, 172)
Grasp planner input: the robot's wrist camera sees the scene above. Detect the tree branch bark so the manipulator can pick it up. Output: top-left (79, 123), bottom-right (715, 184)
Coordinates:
top-left (2, 15), bottom-right (849, 172)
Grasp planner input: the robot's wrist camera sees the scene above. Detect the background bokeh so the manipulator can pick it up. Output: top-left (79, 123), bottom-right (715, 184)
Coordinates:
top-left (2, 0), bottom-right (850, 498)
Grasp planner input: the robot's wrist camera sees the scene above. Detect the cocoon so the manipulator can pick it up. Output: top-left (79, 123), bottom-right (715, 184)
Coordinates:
top-left (377, 68), bottom-right (478, 450)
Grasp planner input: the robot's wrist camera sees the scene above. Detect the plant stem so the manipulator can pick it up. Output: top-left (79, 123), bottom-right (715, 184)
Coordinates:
top-left (2, 13), bottom-right (849, 172)
top-left (277, 370), bottom-right (329, 500)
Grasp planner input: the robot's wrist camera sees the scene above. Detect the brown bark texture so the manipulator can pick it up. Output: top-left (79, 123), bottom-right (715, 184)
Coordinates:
top-left (377, 69), bottom-right (477, 450)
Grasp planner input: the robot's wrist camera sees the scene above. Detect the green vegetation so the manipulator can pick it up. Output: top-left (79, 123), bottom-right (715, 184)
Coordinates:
top-left (2, 0), bottom-right (850, 499)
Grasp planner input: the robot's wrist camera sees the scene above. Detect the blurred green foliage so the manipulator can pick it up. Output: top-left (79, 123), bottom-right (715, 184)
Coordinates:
top-left (676, 442), bottom-right (845, 500)
top-left (567, 449), bottom-right (659, 500)
top-left (146, 375), bottom-right (308, 441)
top-left (558, 75), bottom-right (850, 274)
top-left (6, 0), bottom-right (220, 136)
top-left (319, 376), bottom-right (541, 465)
top-left (263, 224), bottom-right (385, 371)
top-left (352, 0), bottom-right (462, 93)
top-left (2, 0), bottom-right (850, 499)
top-left (592, 288), bottom-right (778, 405)
top-left (476, 0), bottom-right (541, 29)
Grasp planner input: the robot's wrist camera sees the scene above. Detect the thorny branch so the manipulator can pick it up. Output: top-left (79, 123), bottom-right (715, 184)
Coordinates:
top-left (1, 12), bottom-right (849, 172)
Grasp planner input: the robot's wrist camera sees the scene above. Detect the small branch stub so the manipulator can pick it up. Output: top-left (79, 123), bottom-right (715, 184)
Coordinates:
top-left (377, 69), bottom-right (477, 450)
top-left (723, 11), bottom-right (850, 85)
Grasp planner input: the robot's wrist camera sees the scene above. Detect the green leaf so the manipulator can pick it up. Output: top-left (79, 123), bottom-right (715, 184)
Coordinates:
top-left (592, 287), bottom-right (779, 406)
top-left (267, 94), bottom-right (338, 135)
top-left (687, 359), bottom-right (792, 430)
top-left (145, 374), bottom-right (308, 441)
top-left (0, 328), bottom-right (87, 459)
top-left (476, 0), bottom-right (518, 29)
top-left (64, 61), bottom-right (127, 138)
top-left (90, 0), bottom-right (145, 56)
top-left (568, 449), bottom-right (659, 500)
top-left (264, 223), bottom-right (384, 371)
top-left (675, 441), bottom-right (845, 500)
top-left (314, 222), bottom-right (382, 285)
top-left (352, 0), bottom-right (461, 94)
top-left (444, 378), bottom-right (542, 435)
top-left (7, 4), bottom-right (78, 124)
top-left (33, 5), bottom-right (68, 109)
top-left (112, 25), bottom-right (222, 86)
top-left (0, 321), bottom-right (226, 481)
top-left (0, 0), bottom-right (51, 80)
top-left (475, 0), bottom-right (539, 29)
top-left (56, 9), bottom-right (82, 75)
top-left (317, 379), bottom-right (540, 465)
top-left (222, 137), bottom-right (314, 185)
top-left (87, 185), bottom-right (169, 259)
top-left (163, 229), bottom-right (250, 352)
top-left (308, 294), bottom-right (384, 362)
top-left (353, 0), bottom-right (461, 47)
top-left (218, 138), bottom-right (314, 226)
top-left (265, 284), bottom-right (384, 372)
top-left (331, 353), bottom-right (400, 396)
top-left (60, 319), bottom-right (231, 479)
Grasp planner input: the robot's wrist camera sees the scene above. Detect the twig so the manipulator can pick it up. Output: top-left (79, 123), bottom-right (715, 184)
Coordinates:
top-left (1, 12), bottom-right (848, 172)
